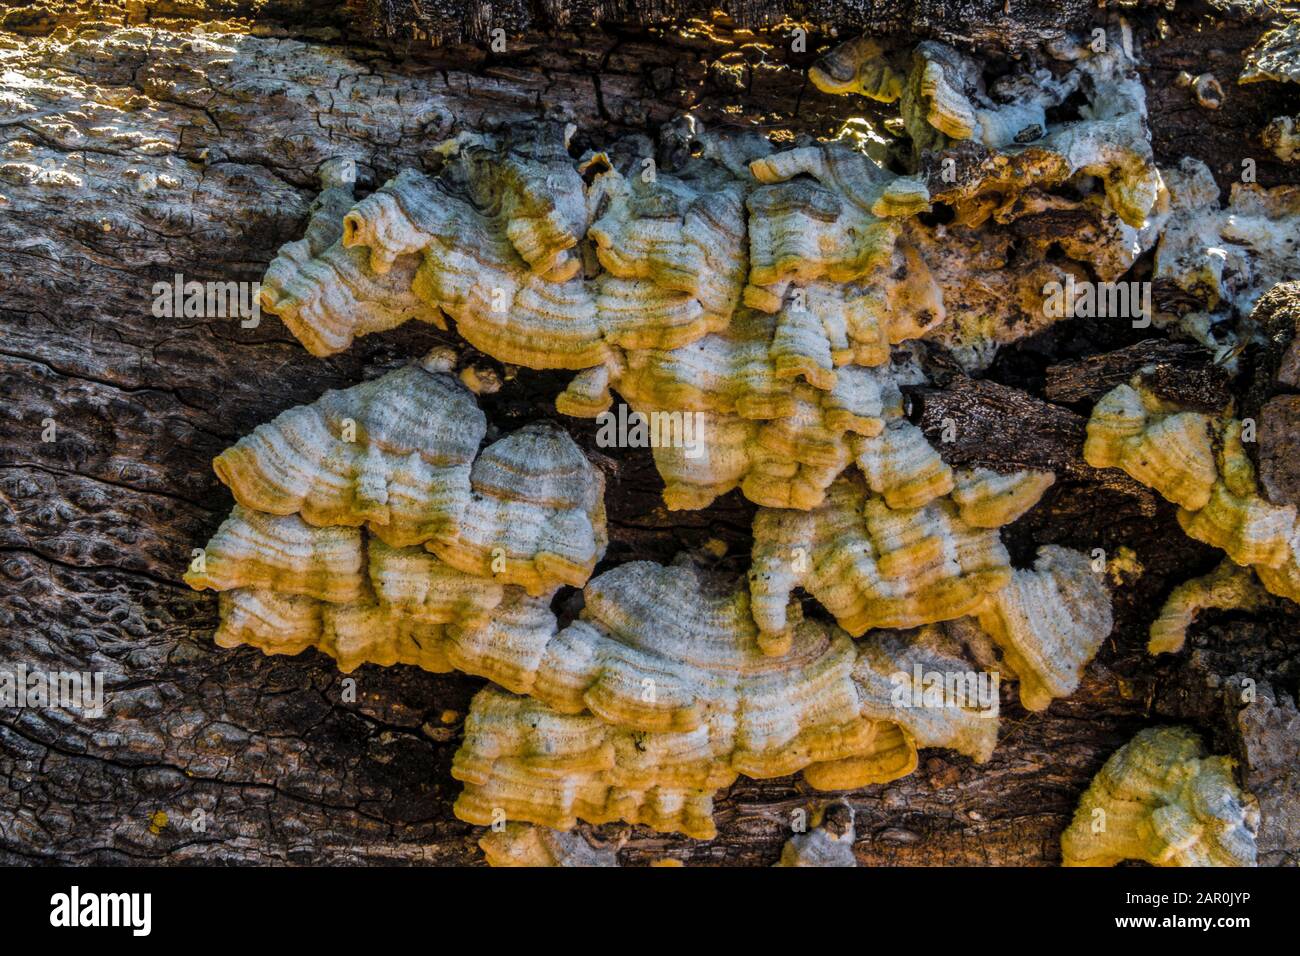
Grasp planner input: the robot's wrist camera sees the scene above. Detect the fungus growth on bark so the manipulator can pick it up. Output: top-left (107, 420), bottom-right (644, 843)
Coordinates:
top-left (179, 19), bottom-right (1300, 863)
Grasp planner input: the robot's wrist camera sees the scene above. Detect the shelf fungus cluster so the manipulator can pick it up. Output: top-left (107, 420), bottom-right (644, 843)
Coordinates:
top-left (1085, 375), bottom-right (1300, 652)
top-left (186, 342), bottom-right (1107, 817)
top-left (478, 823), bottom-right (623, 868)
top-left (451, 569), bottom-right (1002, 839)
top-left (188, 347), bottom-right (1118, 842)
top-left (257, 26), bottom-right (1173, 511)
top-left (193, 24), bottom-right (1300, 860)
top-left (748, 468), bottom-right (1109, 713)
top-left (185, 350), bottom-right (609, 672)
top-left (1061, 727), bottom-right (1259, 867)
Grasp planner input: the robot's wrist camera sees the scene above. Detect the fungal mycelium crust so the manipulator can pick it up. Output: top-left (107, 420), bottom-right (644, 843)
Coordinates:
top-left (1061, 726), bottom-right (1259, 867)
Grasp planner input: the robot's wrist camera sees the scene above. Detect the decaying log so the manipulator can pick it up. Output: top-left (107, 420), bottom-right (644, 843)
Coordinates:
top-left (913, 375), bottom-right (1158, 510)
top-left (1044, 340), bottom-right (1231, 409)
top-left (356, 0), bottom-right (1099, 50)
top-left (1, 2), bottom-right (1297, 866)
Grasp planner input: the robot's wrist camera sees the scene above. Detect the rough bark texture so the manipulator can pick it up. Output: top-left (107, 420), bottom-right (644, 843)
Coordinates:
top-left (354, 0), bottom-right (1098, 51)
top-left (1, 0), bottom-right (1297, 866)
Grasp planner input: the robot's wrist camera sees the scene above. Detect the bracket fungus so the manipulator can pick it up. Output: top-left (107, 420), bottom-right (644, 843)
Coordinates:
top-left (743, 143), bottom-right (932, 320)
top-left (258, 169), bottom-right (444, 357)
top-left (748, 473), bottom-right (1012, 640)
top-left (585, 149), bottom-right (751, 349)
top-left (1176, 421), bottom-right (1297, 572)
top-left (808, 35), bottom-right (905, 102)
top-left (1148, 559), bottom-right (1270, 656)
top-left (749, 475), bottom-right (1112, 712)
top-left (188, 351), bottom-right (609, 673)
top-left (183, 506), bottom-right (367, 604)
top-left (479, 823), bottom-right (622, 867)
top-left (211, 353), bottom-right (487, 548)
top-left (1086, 376), bottom-right (1300, 617)
top-left (1083, 379), bottom-right (1218, 512)
top-left (169, 21), bottom-right (1297, 861)
top-left (951, 467), bottom-right (1057, 528)
top-left (1061, 726), bottom-right (1259, 866)
top-left (209, 566), bottom-right (542, 674)
top-left (586, 320), bottom-right (948, 511)
top-left (775, 802), bottom-right (858, 867)
top-left (428, 421), bottom-right (607, 595)
top-left (904, 41), bottom-right (1077, 154)
top-left (264, 121), bottom-right (765, 373)
top-left (974, 546), bottom-right (1114, 712)
top-left (452, 616), bottom-right (999, 838)
top-left (342, 166), bottom-right (604, 371)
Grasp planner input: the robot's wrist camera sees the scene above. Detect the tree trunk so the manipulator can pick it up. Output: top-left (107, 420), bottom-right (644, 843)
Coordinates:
top-left (1, 0), bottom-right (1296, 866)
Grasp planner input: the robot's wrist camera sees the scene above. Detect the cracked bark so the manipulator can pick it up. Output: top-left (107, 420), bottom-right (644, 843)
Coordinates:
top-left (1, 2), bottom-right (1297, 866)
